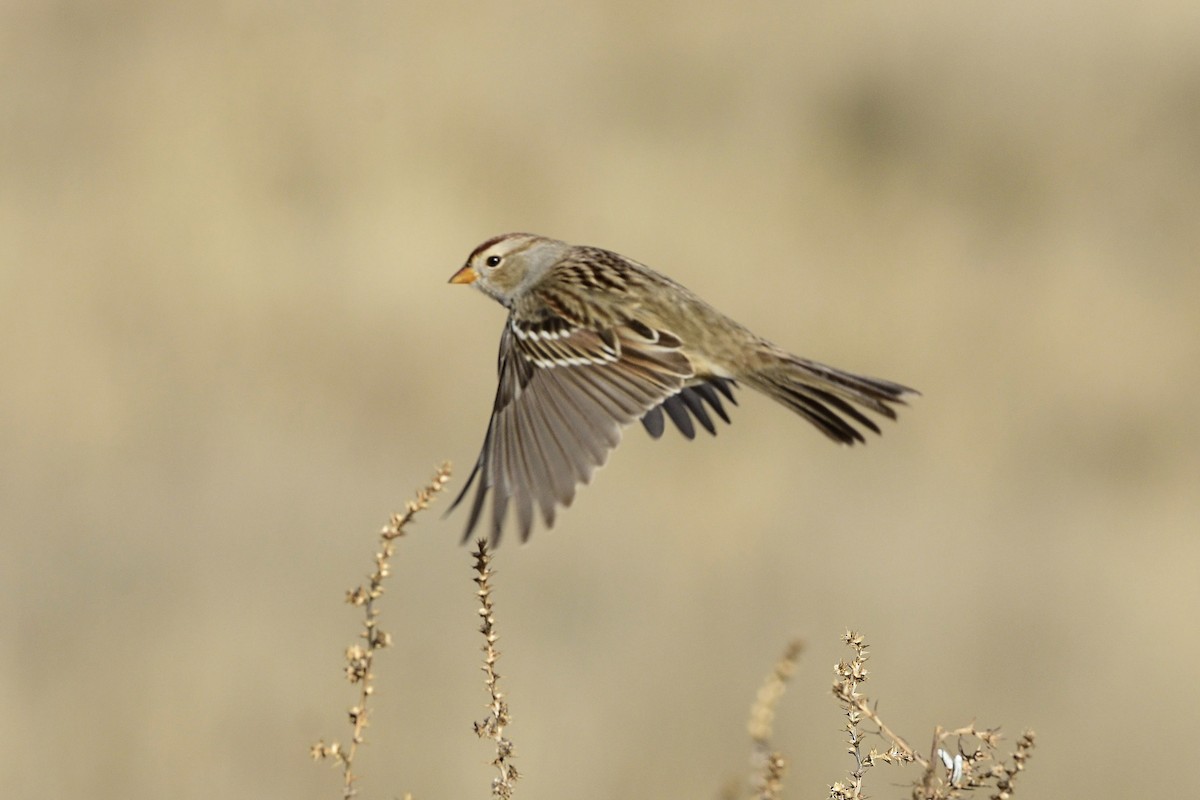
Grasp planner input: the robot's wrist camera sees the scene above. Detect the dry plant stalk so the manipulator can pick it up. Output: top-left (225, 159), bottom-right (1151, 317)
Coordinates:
top-left (828, 631), bottom-right (1036, 800)
top-left (746, 639), bottom-right (804, 800)
top-left (830, 629), bottom-right (920, 800)
top-left (472, 538), bottom-right (520, 798)
top-left (310, 463), bottom-right (452, 799)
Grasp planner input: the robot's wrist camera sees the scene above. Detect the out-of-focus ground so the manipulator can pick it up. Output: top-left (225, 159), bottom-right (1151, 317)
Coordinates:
top-left (3, 3), bottom-right (1198, 798)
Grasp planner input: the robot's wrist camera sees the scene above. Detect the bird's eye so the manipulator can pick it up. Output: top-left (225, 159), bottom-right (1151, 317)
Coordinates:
top-left (485, 255), bottom-right (502, 267)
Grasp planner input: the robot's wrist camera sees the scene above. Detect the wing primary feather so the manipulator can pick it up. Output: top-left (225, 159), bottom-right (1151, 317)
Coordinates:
top-left (524, 375), bottom-right (588, 506)
top-left (448, 453), bottom-right (483, 515)
top-left (691, 382), bottom-right (732, 424)
top-left (678, 388), bottom-right (717, 435)
top-left (507, 401), bottom-right (536, 542)
top-left (541, 370), bottom-right (614, 466)
top-left (452, 417), bottom-right (495, 542)
top-left (662, 395), bottom-right (696, 439)
top-left (552, 372), bottom-right (619, 488)
top-left (508, 384), bottom-right (555, 529)
top-left (641, 407), bottom-right (665, 438)
top-left (489, 423), bottom-right (512, 546)
top-left (462, 453), bottom-right (491, 543)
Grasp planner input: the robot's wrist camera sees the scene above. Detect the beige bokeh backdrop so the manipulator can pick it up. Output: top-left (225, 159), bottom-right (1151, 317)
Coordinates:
top-left (3, 2), bottom-right (1198, 798)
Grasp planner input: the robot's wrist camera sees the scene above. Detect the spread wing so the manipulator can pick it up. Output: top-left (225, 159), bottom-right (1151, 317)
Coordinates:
top-left (449, 313), bottom-right (734, 544)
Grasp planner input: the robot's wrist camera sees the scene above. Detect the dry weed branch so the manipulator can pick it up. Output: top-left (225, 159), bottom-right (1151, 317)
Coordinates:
top-left (311, 463), bottom-right (452, 799)
top-left (915, 725), bottom-right (1036, 800)
top-left (746, 639), bottom-right (804, 800)
top-left (472, 538), bottom-right (519, 798)
top-left (828, 632), bottom-right (1036, 800)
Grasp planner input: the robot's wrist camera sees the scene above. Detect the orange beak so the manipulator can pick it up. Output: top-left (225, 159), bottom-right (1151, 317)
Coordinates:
top-left (448, 265), bottom-right (478, 285)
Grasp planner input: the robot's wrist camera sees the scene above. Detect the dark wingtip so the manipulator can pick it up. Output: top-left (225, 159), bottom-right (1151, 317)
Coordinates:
top-left (690, 382), bottom-right (733, 426)
top-left (643, 379), bottom-right (739, 441)
top-left (641, 407), bottom-right (666, 439)
top-left (662, 395), bottom-right (696, 439)
top-left (679, 389), bottom-right (717, 435)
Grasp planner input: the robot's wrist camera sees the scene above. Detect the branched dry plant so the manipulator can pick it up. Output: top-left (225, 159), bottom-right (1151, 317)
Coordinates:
top-left (471, 538), bottom-right (520, 798)
top-left (828, 631), bottom-right (1036, 800)
top-left (310, 463), bottom-right (452, 799)
top-left (829, 629), bottom-right (920, 800)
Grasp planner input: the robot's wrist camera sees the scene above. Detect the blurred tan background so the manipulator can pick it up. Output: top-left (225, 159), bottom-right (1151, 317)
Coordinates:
top-left (3, 2), bottom-right (1198, 798)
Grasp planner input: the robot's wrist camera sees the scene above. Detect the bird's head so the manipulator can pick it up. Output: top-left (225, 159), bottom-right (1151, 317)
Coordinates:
top-left (449, 233), bottom-right (569, 307)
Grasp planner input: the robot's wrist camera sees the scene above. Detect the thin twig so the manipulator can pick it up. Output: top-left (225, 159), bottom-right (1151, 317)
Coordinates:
top-left (311, 463), bottom-right (452, 798)
top-left (472, 538), bottom-right (519, 799)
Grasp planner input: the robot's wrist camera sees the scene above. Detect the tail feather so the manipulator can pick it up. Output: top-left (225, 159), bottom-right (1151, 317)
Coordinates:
top-left (745, 355), bottom-right (916, 445)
